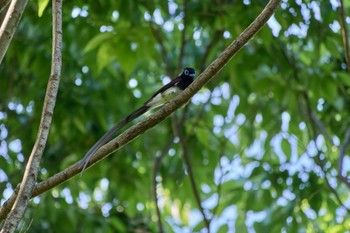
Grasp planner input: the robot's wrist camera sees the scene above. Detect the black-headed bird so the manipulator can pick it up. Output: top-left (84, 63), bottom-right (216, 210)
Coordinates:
top-left (79, 67), bottom-right (196, 173)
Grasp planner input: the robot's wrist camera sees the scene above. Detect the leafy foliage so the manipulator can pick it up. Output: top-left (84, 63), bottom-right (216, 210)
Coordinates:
top-left (1, 0), bottom-right (350, 232)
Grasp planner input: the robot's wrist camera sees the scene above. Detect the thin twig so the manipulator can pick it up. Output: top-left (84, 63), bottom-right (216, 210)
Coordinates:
top-left (338, 127), bottom-right (350, 187)
top-left (0, 0), bottom-right (11, 26)
top-left (310, 112), bottom-right (333, 145)
top-left (172, 111), bottom-right (211, 230)
top-left (143, 3), bottom-right (169, 69)
top-left (176, 123), bottom-right (211, 231)
top-left (0, 0), bottom-right (29, 65)
top-left (324, 164), bottom-right (350, 214)
top-left (338, 127), bottom-right (350, 174)
top-left (337, 175), bottom-right (350, 189)
top-left (200, 30), bottom-right (224, 71)
top-left (152, 136), bottom-right (174, 233)
top-left (0, 0), bottom-right (281, 220)
top-left (338, 0), bottom-right (350, 73)
top-left (148, 22), bottom-right (172, 76)
top-left (176, 0), bottom-right (188, 71)
top-left (0, 0), bottom-right (11, 14)
top-left (0, 0), bottom-right (62, 231)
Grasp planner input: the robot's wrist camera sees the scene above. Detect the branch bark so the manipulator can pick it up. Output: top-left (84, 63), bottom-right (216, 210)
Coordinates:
top-left (171, 108), bottom-right (211, 231)
top-left (0, 0), bottom-right (28, 65)
top-left (0, 0), bottom-right (281, 221)
top-left (338, 0), bottom-right (350, 73)
top-left (337, 127), bottom-right (350, 188)
top-left (0, 0), bottom-right (11, 14)
top-left (152, 136), bottom-right (174, 233)
top-left (148, 22), bottom-right (173, 76)
top-left (179, 129), bottom-right (211, 231)
top-left (0, 0), bottom-right (62, 231)
top-left (176, 0), bottom-right (188, 71)
top-left (0, 0), bottom-right (11, 25)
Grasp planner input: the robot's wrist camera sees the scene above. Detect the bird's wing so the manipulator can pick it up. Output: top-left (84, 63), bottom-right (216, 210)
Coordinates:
top-left (149, 76), bottom-right (181, 99)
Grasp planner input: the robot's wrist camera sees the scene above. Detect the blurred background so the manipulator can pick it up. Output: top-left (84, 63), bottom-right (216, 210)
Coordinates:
top-left (1, 0), bottom-right (350, 232)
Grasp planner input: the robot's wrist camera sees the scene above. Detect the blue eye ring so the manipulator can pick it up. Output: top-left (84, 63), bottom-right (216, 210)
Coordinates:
top-left (184, 70), bottom-right (189, 75)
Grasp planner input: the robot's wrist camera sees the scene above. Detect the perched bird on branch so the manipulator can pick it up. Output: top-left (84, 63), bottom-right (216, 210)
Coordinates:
top-left (79, 67), bottom-right (196, 174)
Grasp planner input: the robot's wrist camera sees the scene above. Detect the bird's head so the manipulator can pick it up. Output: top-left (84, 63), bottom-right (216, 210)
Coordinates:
top-left (182, 67), bottom-right (196, 78)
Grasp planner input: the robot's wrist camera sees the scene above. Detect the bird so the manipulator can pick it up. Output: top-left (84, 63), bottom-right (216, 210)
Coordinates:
top-left (79, 67), bottom-right (196, 173)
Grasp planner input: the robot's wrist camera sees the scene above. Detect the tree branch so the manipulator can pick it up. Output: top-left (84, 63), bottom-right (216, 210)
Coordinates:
top-left (337, 127), bottom-right (350, 188)
top-left (338, 0), bottom-right (350, 73)
top-left (0, 0), bottom-right (11, 26)
top-left (323, 164), bottom-right (350, 214)
top-left (152, 136), bottom-right (174, 233)
top-left (171, 111), bottom-right (210, 231)
top-left (148, 22), bottom-right (173, 76)
top-left (0, 0), bottom-right (281, 221)
top-left (0, 0), bottom-right (11, 14)
top-left (181, 132), bottom-right (211, 231)
top-left (199, 30), bottom-right (224, 71)
top-left (176, 0), bottom-right (188, 71)
top-left (0, 0), bottom-right (28, 65)
top-left (0, 0), bottom-right (62, 231)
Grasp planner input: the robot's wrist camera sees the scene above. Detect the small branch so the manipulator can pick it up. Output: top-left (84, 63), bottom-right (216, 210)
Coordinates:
top-left (338, 127), bottom-right (350, 174)
top-left (0, 0), bottom-right (29, 65)
top-left (152, 137), bottom-right (174, 233)
top-left (0, 0), bottom-right (62, 231)
top-left (338, 0), bottom-right (350, 73)
top-left (0, 0), bottom-right (281, 220)
top-left (172, 113), bottom-right (210, 231)
top-left (338, 127), bottom-right (350, 187)
top-left (324, 170), bottom-right (350, 214)
top-left (0, 184), bottom-right (20, 221)
top-left (181, 135), bottom-right (211, 231)
top-left (176, 0), bottom-right (188, 71)
top-left (310, 112), bottom-right (333, 145)
top-left (0, 0), bottom-right (11, 26)
top-left (337, 175), bottom-right (350, 189)
top-left (148, 22), bottom-right (173, 76)
top-left (0, 0), bottom-right (11, 14)
top-left (200, 30), bottom-right (224, 71)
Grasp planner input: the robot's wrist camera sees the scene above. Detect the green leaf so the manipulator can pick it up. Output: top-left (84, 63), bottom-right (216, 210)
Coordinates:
top-left (73, 117), bottom-right (86, 133)
top-left (337, 72), bottom-right (350, 87)
top-left (38, 0), bottom-right (50, 17)
top-left (309, 191), bottom-right (323, 213)
top-left (84, 33), bottom-right (115, 54)
top-left (110, 218), bottom-right (127, 232)
top-left (196, 128), bottom-right (210, 146)
top-left (114, 41), bottom-right (137, 76)
top-left (217, 225), bottom-right (229, 233)
top-left (321, 78), bottom-right (338, 102)
top-left (97, 43), bottom-right (117, 73)
top-left (281, 138), bottom-right (291, 158)
top-left (333, 96), bottom-right (344, 111)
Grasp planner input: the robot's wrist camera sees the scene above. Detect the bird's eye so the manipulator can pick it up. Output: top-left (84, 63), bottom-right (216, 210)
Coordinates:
top-left (184, 70), bottom-right (189, 75)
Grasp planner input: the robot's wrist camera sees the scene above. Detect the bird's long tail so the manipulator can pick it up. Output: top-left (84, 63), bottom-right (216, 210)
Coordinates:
top-left (79, 105), bottom-right (149, 173)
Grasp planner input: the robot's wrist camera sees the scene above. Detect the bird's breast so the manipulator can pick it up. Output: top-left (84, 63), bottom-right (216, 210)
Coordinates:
top-left (146, 87), bottom-right (181, 110)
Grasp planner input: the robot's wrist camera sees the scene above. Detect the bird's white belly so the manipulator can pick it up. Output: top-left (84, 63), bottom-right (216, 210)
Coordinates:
top-left (147, 87), bottom-right (181, 110)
